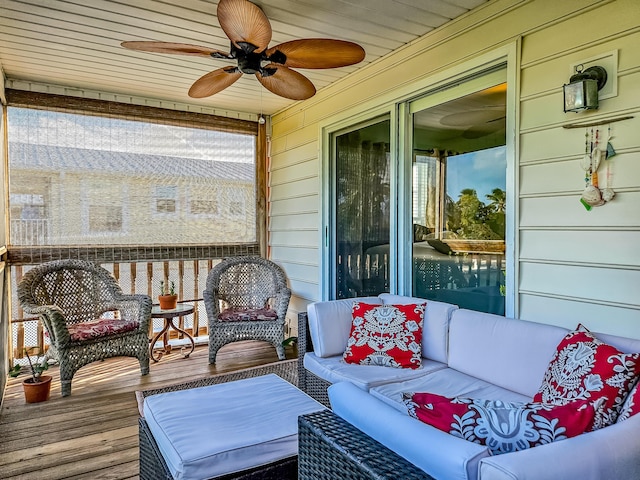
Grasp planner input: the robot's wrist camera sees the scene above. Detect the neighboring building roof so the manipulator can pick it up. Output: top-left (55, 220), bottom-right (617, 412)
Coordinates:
top-left (8, 142), bottom-right (254, 181)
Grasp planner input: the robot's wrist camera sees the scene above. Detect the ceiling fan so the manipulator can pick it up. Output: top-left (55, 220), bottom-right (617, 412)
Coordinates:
top-left (121, 0), bottom-right (366, 101)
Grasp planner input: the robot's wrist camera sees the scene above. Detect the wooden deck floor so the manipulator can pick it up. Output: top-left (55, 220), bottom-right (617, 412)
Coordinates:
top-left (0, 341), bottom-right (285, 479)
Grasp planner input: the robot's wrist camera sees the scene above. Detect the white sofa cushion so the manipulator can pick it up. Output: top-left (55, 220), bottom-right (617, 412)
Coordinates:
top-left (594, 331), bottom-right (640, 353)
top-left (448, 309), bottom-right (569, 397)
top-left (143, 374), bottom-right (325, 480)
top-left (304, 352), bottom-right (445, 391)
top-left (369, 367), bottom-right (530, 412)
top-left (329, 381), bottom-right (491, 480)
top-left (379, 294), bottom-right (458, 363)
top-left (307, 296), bottom-right (382, 358)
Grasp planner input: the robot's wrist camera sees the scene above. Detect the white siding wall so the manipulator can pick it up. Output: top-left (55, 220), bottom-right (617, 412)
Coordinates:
top-left (270, 0), bottom-right (640, 338)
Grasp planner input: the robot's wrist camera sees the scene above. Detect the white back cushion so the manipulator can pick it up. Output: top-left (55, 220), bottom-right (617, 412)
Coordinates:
top-left (448, 309), bottom-right (569, 397)
top-left (594, 332), bottom-right (640, 353)
top-left (379, 294), bottom-right (457, 363)
top-left (307, 296), bottom-right (382, 358)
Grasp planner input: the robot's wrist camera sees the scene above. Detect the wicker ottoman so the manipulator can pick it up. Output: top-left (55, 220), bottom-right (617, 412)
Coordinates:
top-left (139, 374), bottom-right (325, 480)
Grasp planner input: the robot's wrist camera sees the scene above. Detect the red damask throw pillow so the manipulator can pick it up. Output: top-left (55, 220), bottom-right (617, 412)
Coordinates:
top-left (533, 329), bottom-right (640, 429)
top-left (617, 379), bottom-right (640, 423)
top-left (342, 302), bottom-right (425, 369)
top-left (404, 392), bottom-right (595, 455)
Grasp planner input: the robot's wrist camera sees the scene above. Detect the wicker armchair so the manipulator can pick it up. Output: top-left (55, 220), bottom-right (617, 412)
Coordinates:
top-left (17, 259), bottom-right (152, 397)
top-left (204, 256), bottom-right (291, 364)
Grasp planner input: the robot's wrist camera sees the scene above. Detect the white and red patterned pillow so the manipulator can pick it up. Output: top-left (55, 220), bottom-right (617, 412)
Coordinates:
top-left (404, 392), bottom-right (595, 455)
top-left (218, 307), bottom-right (278, 322)
top-left (533, 329), bottom-right (640, 429)
top-left (67, 318), bottom-right (139, 342)
top-left (617, 380), bottom-right (640, 423)
top-left (343, 302), bottom-right (425, 369)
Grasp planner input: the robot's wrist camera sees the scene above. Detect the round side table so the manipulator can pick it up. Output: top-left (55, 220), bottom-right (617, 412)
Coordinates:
top-left (150, 304), bottom-right (195, 362)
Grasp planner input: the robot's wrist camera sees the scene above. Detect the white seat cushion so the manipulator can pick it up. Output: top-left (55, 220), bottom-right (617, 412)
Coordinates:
top-left (304, 352), bottom-right (445, 391)
top-left (143, 374), bottom-right (325, 480)
top-left (369, 367), bottom-right (530, 412)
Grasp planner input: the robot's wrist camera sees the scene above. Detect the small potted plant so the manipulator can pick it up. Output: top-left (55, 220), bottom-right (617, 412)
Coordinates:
top-left (158, 280), bottom-right (178, 309)
top-left (282, 336), bottom-right (298, 359)
top-left (10, 349), bottom-right (52, 403)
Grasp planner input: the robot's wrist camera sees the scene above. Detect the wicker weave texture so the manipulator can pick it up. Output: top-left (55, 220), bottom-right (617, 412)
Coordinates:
top-left (299, 410), bottom-right (436, 480)
top-left (140, 359), bottom-right (298, 400)
top-left (204, 256), bottom-right (291, 364)
top-left (297, 312), bottom-right (332, 407)
top-left (138, 360), bottom-right (299, 480)
top-left (18, 259), bottom-right (152, 396)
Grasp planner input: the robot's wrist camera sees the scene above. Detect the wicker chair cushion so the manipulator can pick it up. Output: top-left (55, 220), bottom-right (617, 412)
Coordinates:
top-left (218, 307), bottom-right (278, 322)
top-left (67, 318), bottom-right (140, 341)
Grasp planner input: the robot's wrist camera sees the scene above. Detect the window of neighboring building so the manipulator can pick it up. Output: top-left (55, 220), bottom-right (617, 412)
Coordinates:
top-left (226, 187), bottom-right (247, 218)
top-left (190, 199), bottom-right (219, 216)
top-left (90, 204), bottom-right (123, 233)
top-left (154, 186), bottom-right (178, 215)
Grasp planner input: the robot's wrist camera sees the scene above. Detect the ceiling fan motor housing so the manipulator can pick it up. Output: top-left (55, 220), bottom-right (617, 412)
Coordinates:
top-left (228, 42), bottom-right (282, 76)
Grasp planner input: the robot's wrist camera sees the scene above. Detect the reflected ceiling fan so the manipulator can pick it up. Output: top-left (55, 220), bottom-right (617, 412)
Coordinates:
top-left (121, 0), bottom-right (366, 101)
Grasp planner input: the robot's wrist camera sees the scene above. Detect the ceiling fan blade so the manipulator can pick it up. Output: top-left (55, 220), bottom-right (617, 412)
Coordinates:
top-left (188, 67), bottom-right (243, 98)
top-left (440, 108), bottom-right (506, 127)
top-left (256, 64), bottom-right (316, 100)
top-left (266, 39), bottom-right (365, 69)
top-left (121, 41), bottom-right (228, 57)
top-left (462, 125), bottom-right (506, 140)
top-left (217, 0), bottom-right (272, 53)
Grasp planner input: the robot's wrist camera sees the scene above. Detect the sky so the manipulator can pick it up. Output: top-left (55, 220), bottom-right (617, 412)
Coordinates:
top-left (446, 145), bottom-right (506, 201)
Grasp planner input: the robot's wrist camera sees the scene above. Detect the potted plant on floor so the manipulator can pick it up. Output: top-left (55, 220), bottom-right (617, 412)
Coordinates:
top-left (10, 349), bottom-right (52, 403)
top-left (282, 336), bottom-right (298, 359)
top-left (158, 280), bottom-right (178, 310)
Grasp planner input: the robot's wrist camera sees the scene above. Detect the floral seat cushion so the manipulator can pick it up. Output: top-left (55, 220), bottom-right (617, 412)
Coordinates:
top-left (218, 307), bottom-right (278, 322)
top-left (67, 318), bottom-right (140, 342)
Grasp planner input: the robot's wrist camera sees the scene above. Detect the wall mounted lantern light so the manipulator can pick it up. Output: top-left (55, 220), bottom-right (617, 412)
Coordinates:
top-left (563, 65), bottom-right (608, 113)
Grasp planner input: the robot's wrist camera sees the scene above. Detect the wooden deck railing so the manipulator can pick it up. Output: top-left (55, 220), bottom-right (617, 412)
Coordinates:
top-left (337, 248), bottom-right (506, 314)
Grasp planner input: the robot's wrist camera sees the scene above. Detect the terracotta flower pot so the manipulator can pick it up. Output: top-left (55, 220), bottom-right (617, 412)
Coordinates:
top-left (23, 375), bottom-right (52, 403)
top-left (158, 294), bottom-right (178, 310)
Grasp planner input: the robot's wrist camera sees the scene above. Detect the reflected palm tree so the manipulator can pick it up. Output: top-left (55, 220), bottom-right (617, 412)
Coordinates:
top-left (486, 188), bottom-right (506, 213)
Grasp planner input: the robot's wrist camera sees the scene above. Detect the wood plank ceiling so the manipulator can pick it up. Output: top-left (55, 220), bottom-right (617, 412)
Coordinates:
top-left (0, 0), bottom-right (489, 117)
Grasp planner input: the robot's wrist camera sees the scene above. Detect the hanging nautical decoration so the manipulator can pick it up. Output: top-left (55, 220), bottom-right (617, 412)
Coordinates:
top-left (579, 125), bottom-right (616, 210)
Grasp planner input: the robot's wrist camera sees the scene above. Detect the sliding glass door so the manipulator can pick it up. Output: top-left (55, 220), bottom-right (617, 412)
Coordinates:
top-left (325, 65), bottom-right (511, 315)
top-left (409, 72), bottom-right (507, 314)
top-left (331, 118), bottom-right (391, 299)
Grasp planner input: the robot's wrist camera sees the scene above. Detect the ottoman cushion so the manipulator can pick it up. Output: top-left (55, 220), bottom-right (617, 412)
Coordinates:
top-left (143, 374), bottom-right (325, 480)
